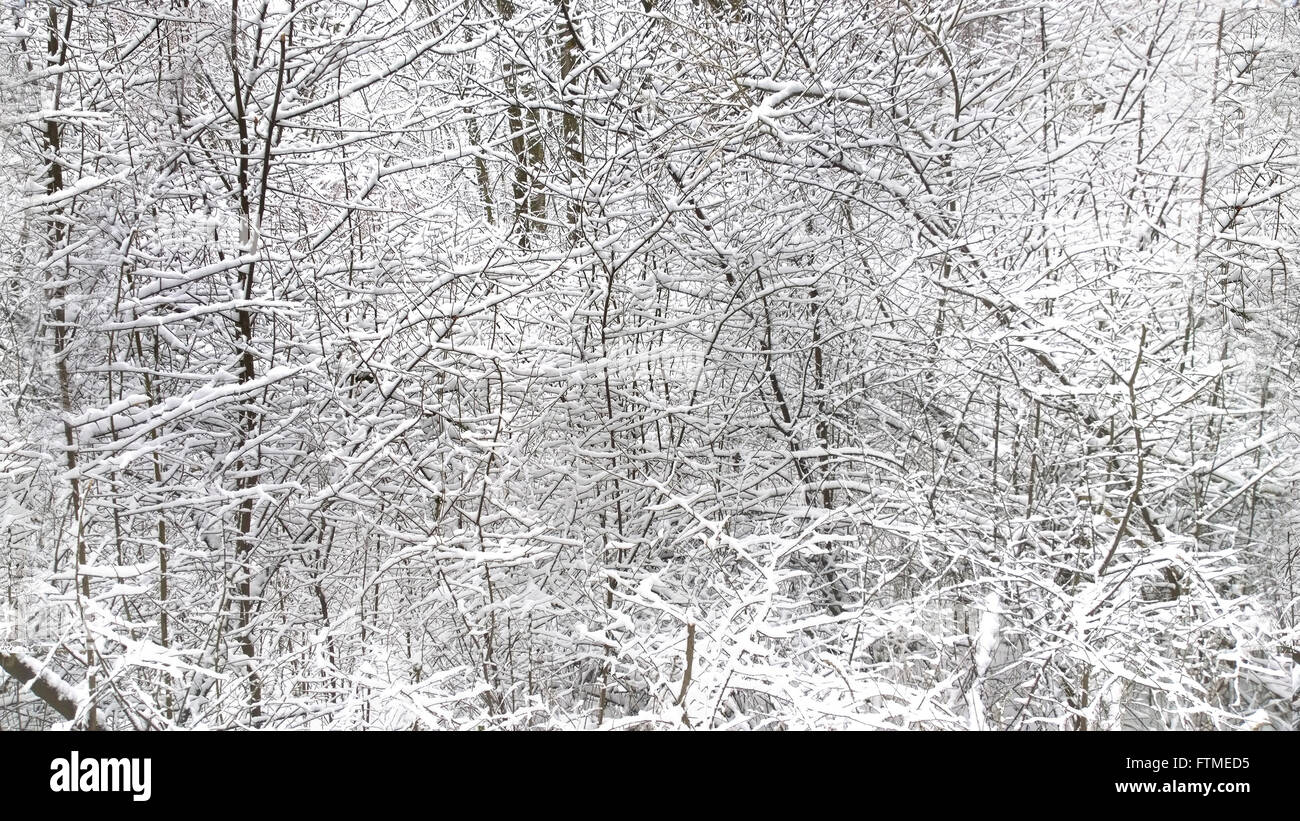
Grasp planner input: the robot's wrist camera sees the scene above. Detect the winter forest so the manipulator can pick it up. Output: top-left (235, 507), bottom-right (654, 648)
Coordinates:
top-left (1, 0), bottom-right (1298, 731)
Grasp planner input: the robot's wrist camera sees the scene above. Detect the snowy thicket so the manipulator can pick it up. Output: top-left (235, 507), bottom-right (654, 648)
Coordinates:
top-left (1, 0), bottom-right (1297, 730)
